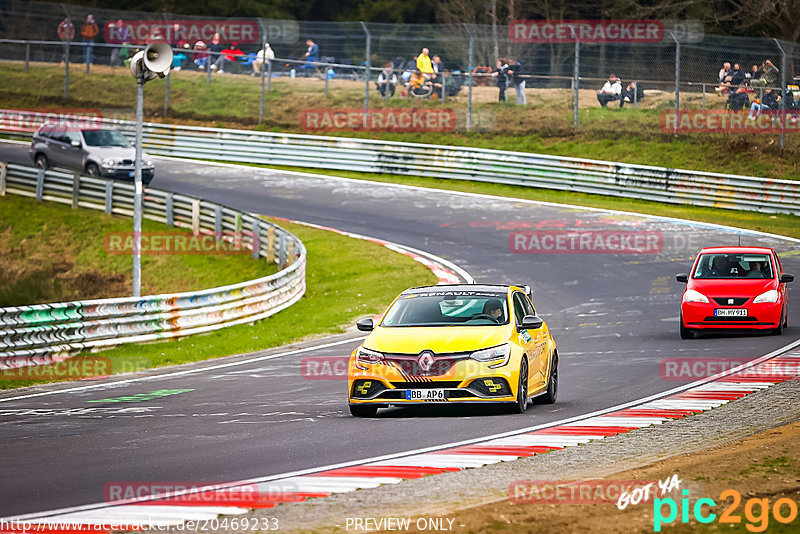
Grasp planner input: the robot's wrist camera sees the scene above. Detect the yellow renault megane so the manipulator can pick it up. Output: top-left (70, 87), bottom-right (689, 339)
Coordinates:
top-left (347, 284), bottom-right (558, 417)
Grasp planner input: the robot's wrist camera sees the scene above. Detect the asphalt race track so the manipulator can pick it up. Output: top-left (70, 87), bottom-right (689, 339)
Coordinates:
top-left (1, 142), bottom-right (798, 517)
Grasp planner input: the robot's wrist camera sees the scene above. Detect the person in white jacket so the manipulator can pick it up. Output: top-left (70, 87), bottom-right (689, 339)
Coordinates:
top-left (597, 74), bottom-right (622, 107)
top-left (252, 43), bottom-right (275, 76)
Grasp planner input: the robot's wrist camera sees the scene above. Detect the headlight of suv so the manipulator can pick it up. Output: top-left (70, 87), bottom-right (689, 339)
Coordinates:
top-left (102, 158), bottom-right (116, 167)
top-left (145, 160), bottom-right (154, 167)
top-left (753, 289), bottom-right (778, 303)
top-left (683, 289), bottom-right (709, 303)
top-left (470, 343), bottom-right (511, 369)
top-left (355, 346), bottom-right (384, 370)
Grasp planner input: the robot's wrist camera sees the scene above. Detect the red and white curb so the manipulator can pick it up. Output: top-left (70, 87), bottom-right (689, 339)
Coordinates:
top-left (265, 216), bottom-right (473, 285)
top-left (3, 344), bottom-right (799, 533)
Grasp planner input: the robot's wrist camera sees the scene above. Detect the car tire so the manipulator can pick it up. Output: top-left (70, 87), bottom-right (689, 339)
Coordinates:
top-left (679, 315), bottom-right (694, 339)
top-left (85, 163), bottom-right (101, 177)
top-left (34, 153), bottom-right (49, 169)
top-left (774, 306), bottom-right (785, 335)
top-left (509, 357), bottom-right (528, 414)
top-left (536, 351), bottom-right (558, 405)
top-left (349, 404), bottom-right (378, 417)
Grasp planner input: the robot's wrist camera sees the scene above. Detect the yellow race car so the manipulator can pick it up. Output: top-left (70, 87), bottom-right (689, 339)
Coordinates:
top-left (347, 284), bottom-right (558, 417)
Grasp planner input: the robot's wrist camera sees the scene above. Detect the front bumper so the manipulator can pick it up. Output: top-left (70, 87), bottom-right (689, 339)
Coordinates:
top-left (101, 166), bottom-right (155, 182)
top-left (681, 301), bottom-right (782, 330)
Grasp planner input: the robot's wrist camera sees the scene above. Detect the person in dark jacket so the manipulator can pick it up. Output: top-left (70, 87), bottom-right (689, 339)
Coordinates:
top-left (748, 89), bottom-right (779, 119)
top-left (510, 59), bottom-right (526, 104)
top-left (493, 58), bottom-right (510, 102)
top-left (619, 81), bottom-right (644, 108)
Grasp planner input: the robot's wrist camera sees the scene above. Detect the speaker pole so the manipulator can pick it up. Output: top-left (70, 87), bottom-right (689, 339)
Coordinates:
top-left (133, 71), bottom-right (144, 297)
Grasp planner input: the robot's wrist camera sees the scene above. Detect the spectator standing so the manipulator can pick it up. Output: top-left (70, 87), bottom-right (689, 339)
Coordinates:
top-left (208, 33), bottom-right (225, 73)
top-left (57, 17), bottom-right (74, 63)
top-left (493, 58), bottom-right (510, 102)
top-left (376, 62), bottom-right (397, 97)
top-left (81, 14), bottom-right (99, 65)
top-left (252, 43), bottom-right (275, 76)
top-left (597, 74), bottom-right (622, 107)
top-left (301, 38), bottom-right (319, 75)
top-left (509, 58), bottom-right (525, 105)
top-left (761, 60), bottom-right (779, 87)
top-left (108, 19), bottom-right (131, 67)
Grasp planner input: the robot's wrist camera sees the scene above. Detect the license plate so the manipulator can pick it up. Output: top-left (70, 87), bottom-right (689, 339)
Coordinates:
top-left (128, 171), bottom-right (135, 177)
top-left (405, 389), bottom-right (447, 401)
top-left (715, 309), bottom-right (748, 317)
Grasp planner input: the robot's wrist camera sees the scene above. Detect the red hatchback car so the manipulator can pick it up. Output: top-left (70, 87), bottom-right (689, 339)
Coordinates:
top-left (676, 247), bottom-right (794, 338)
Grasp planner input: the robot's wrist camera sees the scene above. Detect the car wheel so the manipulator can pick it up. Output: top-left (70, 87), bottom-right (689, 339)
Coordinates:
top-left (679, 314), bottom-right (694, 339)
top-left (510, 357), bottom-right (528, 414)
top-left (85, 163), bottom-right (100, 177)
top-left (774, 306), bottom-right (785, 335)
top-left (536, 351), bottom-right (558, 405)
top-left (34, 153), bottom-right (49, 169)
top-left (349, 404), bottom-right (378, 417)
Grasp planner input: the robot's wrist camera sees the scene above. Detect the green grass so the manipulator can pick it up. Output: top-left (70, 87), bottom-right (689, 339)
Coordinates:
top-left (3, 62), bottom-right (800, 180)
top-left (0, 194), bottom-right (271, 305)
top-left (0, 216), bottom-right (436, 389)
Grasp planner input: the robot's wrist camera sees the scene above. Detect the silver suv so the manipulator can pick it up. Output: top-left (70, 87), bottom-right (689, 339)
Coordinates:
top-left (29, 125), bottom-right (155, 185)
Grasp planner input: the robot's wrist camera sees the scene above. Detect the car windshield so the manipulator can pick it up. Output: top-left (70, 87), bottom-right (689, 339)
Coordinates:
top-left (81, 129), bottom-right (130, 147)
top-left (381, 291), bottom-right (509, 327)
top-left (692, 253), bottom-right (774, 279)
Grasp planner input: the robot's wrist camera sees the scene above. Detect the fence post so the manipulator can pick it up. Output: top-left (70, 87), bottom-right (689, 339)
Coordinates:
top-left (267, 59), bottom-right (272, 92)
top-left (267, 225), bottom-right (275, 262)
top-left (35, 167), bottom-right (45, 201)
top-left (464, 24), bottom-right (474, 132)
top-left (0, 162), bottom-right (7, 196)
top-left (164, 71), bottom-right (170, 116)
top-left (191, 199), bottom-right (200, 235)
top-left (702, 84), bottom-right (706, 111)
top-left (360, 22), bottom-right (371, 129)
top-left (286, 239), bottom-right (294, 266)
top-left (569, 26), bottom-right (579, 132)
top-left (441, 71), bottom-right (446, 103)
top-left (633, 80), bottom-right (638, 108)
top-left (774, 39), bottom-right (787, 149)
top-left (214, 205), bottom-right (222, 235)
top-left (25, 43), bottom-right (30, 72)
top-left (258, 20), bottom-right (267, 124)
top-left (72, 172), bottom-right (79, 208)
top-left (166, 193), bottom-right (174, 226)
top-left (251, 219), bottom-right (260, 258)
top-left (104, 181), bottom-right (113, 214)
top-left (324, 62), bottom-right (329, 96)
top-left (278, 232), bottom-right (287, 268)
top-left (62, 5), bottom-right (71, 100)
top-left (206, 56), bottom-right (212, 84)
top-left (671, 32), bottom-right (680, 135)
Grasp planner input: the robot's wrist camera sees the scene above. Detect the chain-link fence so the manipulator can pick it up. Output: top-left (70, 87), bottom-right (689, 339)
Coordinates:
top-left (1, 0), bottom-right (800, 144)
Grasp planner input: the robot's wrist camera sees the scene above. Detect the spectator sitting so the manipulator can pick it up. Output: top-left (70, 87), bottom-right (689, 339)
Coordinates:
top-left (597, 74), bottom-right (622, 107)
top-left (220, 42), bottom-right (244, 72)
top-left (431, 55), bottom-right (443, 75)
top-left (171, 43), bottom-right (190, 71)
top-left (719, 62), bottom-right (731, 84)
top-left (252, 43), bottom-right (275, 76)
top-left (730, 63), bottom-right (746, 86)
top-left (376, 62), bottom-right (397, 97)
top-left (761, 59), bottom-right (779, 87)
top-left (401, 57), bottom-right (416, 84)
top-left (748, 89), bottom-right (779, 119)
top-left (409, 69), bottom-right (432, 97)
top-left (749, 64), bottom-right (763, 84)
top-left (620, 81), bottom-right (643, 107)
top-left (192, 40), bottom-right (209, 70)
top-left (208, 33), bottom-right (225, 73)
top-left (716, 62), bottom-right (733, 94)
top-left (727, 64), bottom-right (750, 111)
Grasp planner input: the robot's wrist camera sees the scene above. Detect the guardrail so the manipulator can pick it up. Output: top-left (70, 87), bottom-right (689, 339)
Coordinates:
top-left (0, 162), bottom-right (306, 369)
top-left (2, 110), bottom-right (798, 216)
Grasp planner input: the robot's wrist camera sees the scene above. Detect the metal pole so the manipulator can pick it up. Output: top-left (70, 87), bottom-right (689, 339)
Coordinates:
top-left (672, 32), bottom-right (680, 135)
top-left (633, 80), bottom-right (638, 108)
top-left (257, 20), bottom-right (267, 125)
top-left (324, 61), bottom-right (329, 96)
top-left (164, 71), bottom-right (170, 116)
top-left (267, 59), bottom-right (272, 92)
top-left (702, 83), bottom-right (706, 111)
top-left (62, 5), bottom-right (71, 99)
top-left (464, 23), bottom-right (474, 132)
top-left (206, 54), bottom-right (212, 84)
top-left (570, 26), bottom-right (579, 132)
top-left (360, 22), bottom-right (371, 129)
top-left (774, 39), bottom-right (787, 149)
top-left (133, 75), bottom-right (144, 297)
top-left (25, 43), bottom-right (30, 72)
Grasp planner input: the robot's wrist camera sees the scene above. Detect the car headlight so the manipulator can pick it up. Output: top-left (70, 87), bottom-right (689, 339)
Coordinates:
top-left (102, 158), bottom-right (116, 167)
top-left (683, 289), bottom-right (709, 303)
top-left (145, 160), bottom-right (153, 167)
top-left (355, 346), bottom-right (384, 369)
top-left (753, 289), bottom-right (778, 303)
top-left (470, 343), bottom-right (511, 368)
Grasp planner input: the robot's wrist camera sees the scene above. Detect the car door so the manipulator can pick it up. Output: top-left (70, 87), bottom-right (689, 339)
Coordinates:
top-left (60, 129), bottom-right (85, 171)
top-left (512, 292), bottom-right (542, 390)
top-left (45, 126), bottom-right (68, 167)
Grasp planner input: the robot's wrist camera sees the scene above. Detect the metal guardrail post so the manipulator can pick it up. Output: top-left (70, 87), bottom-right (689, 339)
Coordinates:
top-left (71, 172), bottom-right (79, 208)
top-left (214, 206), bottom-right (222, 235)
top-left (166, 193), bottom-right (174, 226)
top-left (267, 226), bottom-right (275, 262)
top-left (287, 239), bottom-right (294, 266)
top-left (464, 24), bottom-right (474, 132)
top-left (105, 181), bottom-right (113, 213)
top-left (35, 167), bottom-right (45, 200)
top-left (360, 22), bottom-right (371, 129)
top-left (251, 219), bottom-right (260, 258)
top-left (0, 162), bottom-right (6, 196)
top-left (235, 212), bottom-right (242, 233)
top-left (278, 232), bottom-right (287, 268)
top-left (191, 199), bottom-right (200, 235)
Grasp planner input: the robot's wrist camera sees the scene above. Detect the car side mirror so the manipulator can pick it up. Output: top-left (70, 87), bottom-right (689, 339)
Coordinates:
top-left (356, 317), bottom-right (374, 332)
top-left (675, 273), bottom-right (688, 283)
top-left (70, 139), bottom-right (81, 147)
top-left (519, 315), bottom-right (543, 331)
top-left (780, 273), bottom-right (794, 283)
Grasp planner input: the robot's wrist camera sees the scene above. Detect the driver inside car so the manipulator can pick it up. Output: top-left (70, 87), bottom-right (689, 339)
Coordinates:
top-left (482, 298), bottom-right (504, 322)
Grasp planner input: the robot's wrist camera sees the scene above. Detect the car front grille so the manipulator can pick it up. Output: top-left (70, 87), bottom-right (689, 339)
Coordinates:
top-left (712, 297), bottom-right (749, 306)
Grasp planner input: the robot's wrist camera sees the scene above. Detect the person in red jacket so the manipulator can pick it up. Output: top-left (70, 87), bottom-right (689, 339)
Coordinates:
top-left (57, 17), bottom-right (75, 63)
top-left (81, 14), bottom-right (99, 65)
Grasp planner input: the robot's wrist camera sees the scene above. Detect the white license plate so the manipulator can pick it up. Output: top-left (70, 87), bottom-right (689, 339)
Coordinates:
top-left (405, 389), bottom-right (447, 401)
top-left (715, 309), bottom-right (748, 317)
top-left (128, 171), bottom-right (135, 177)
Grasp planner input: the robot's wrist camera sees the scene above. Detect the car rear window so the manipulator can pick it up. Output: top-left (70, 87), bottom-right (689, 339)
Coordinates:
top-left (693, 253), bottom-right (774, 279)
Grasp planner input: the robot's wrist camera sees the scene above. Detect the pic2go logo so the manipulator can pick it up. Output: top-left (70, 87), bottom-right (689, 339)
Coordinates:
top-left (654, 489), bottom-right (798, 532)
